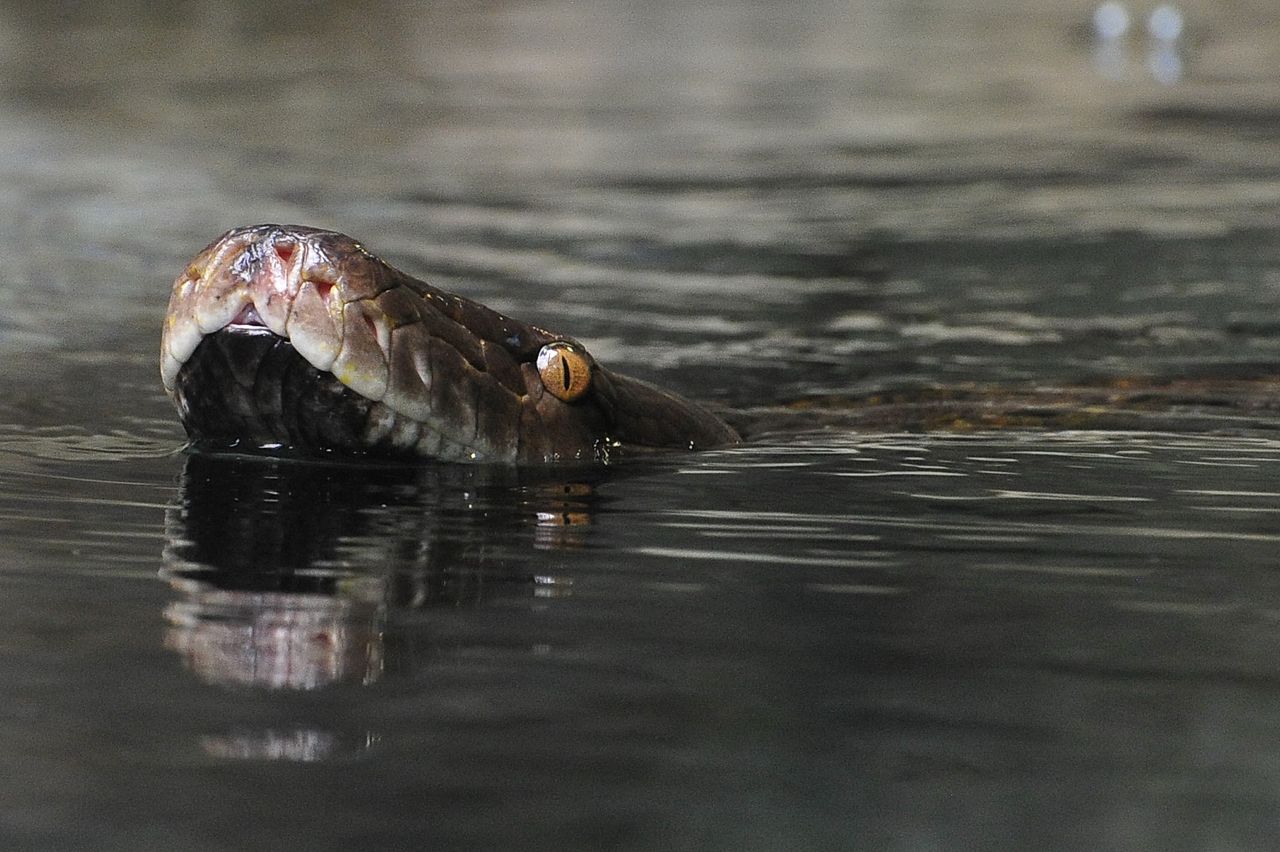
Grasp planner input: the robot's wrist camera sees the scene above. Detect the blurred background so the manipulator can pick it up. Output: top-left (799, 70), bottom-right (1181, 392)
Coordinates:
top-left (3, 0), bottom-right (1280, 429)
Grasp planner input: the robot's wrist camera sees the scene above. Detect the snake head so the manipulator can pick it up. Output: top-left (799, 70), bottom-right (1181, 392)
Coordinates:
top-left (162, 225), bottom-right (738, 463)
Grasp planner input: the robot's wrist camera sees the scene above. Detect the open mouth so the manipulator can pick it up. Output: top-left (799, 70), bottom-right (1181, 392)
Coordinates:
top-left (172, 327), bottom-right (388, 456)
top-left (228, 302), bottom-right (270, 330)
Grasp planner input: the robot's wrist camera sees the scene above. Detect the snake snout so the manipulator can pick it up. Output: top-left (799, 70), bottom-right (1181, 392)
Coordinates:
top-left (271, 237), bottom-right (296, 265)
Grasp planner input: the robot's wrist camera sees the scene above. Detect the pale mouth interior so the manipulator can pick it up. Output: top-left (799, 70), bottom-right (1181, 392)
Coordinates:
top-left (229, 302), bottom-right (270, 330)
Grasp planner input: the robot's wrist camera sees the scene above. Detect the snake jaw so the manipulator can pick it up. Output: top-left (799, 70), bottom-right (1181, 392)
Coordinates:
top-left (161, 306), bottom-right (205, 392)
top-left (285, 279), bottom-right (343, 372)
top-left (331, 299), bottom-right (391, 403)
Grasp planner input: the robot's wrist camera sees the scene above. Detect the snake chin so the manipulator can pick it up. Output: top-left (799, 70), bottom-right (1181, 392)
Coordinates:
top-left (172, 327), bottom-right (440, 459)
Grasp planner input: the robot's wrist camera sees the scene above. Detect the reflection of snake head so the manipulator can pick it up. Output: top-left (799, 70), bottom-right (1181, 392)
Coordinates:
top-left (162, 574), bottom-right (387, 691)
top-left (161, 224), bottom-right (739, 462)
top-left (161, 454), bottom-right (590, 690)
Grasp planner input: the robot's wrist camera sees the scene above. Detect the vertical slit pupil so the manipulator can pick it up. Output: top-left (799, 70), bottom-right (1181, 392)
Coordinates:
top-left (560, 355), bottom-right (572, 391)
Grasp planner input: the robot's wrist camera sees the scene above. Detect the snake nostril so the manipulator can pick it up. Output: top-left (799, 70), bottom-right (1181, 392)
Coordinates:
top-left (308, 277), bottom-right (335, 299)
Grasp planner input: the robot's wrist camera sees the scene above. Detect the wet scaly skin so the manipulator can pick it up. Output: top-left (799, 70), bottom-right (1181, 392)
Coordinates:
top-left (161, 224), bottom-right (740, 463)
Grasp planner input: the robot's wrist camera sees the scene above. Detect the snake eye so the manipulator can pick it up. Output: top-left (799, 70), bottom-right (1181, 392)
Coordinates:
top-left (537, 342), bottom-right (592, 402)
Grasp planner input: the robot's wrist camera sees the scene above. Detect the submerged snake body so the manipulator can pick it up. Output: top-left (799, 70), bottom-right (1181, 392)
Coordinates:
top-left (161, 225), bottom-right (740, 463)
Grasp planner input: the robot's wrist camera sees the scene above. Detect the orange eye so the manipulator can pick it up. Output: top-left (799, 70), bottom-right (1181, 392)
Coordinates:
top-left (537, 342), bottom-right (592, 402)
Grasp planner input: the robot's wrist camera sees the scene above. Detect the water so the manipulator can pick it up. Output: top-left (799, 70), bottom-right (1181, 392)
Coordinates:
top-left (3, 0), bottom-right (1280, 848)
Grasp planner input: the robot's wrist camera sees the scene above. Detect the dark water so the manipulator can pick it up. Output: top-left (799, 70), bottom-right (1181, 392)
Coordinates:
top-left (4, 1), bottom-right (1280, 848)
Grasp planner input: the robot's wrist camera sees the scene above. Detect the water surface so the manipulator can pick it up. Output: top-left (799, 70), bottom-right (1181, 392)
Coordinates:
top-left (2, 1), bottom-right (1280, 849)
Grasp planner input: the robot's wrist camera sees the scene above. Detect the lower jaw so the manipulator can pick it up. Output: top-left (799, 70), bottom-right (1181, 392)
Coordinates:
top-left (172, 327), bottom-right (408, 457)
